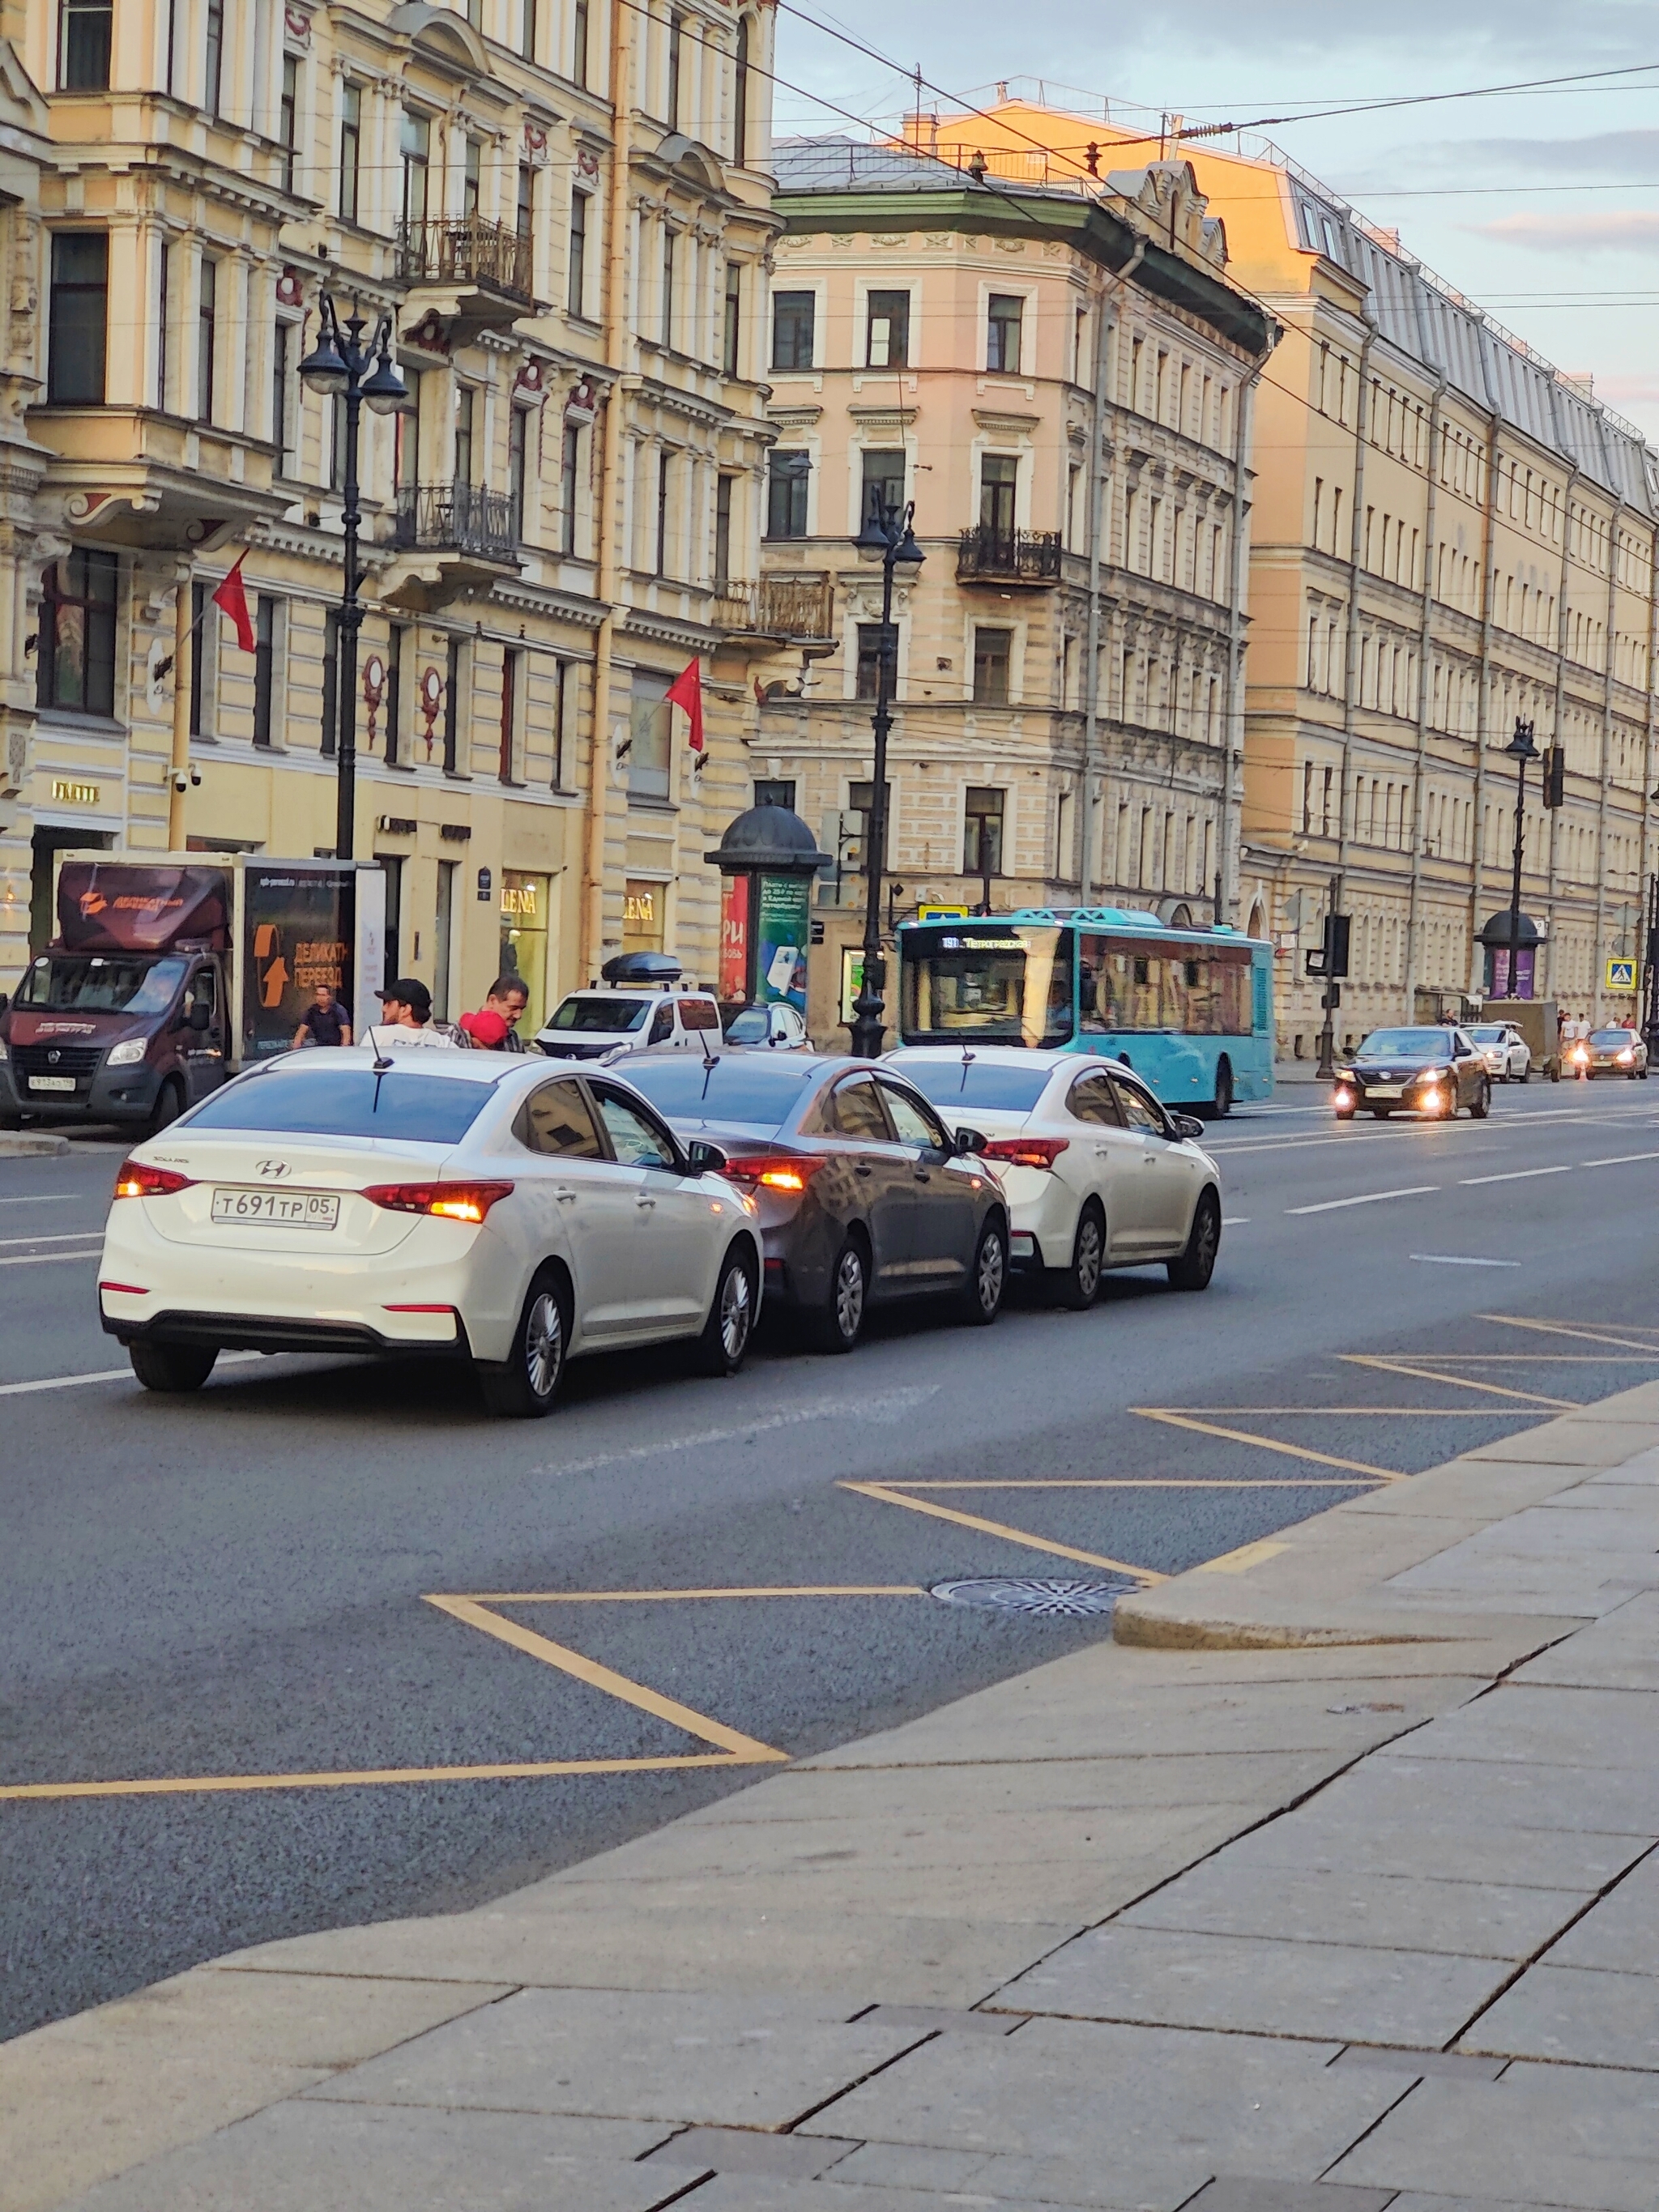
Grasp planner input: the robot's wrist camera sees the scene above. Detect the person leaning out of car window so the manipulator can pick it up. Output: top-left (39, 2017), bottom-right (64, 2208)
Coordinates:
top-left (361, 977), bottom-right (468, 1051)
top-left (292, 982), bottom-right (352, 1049)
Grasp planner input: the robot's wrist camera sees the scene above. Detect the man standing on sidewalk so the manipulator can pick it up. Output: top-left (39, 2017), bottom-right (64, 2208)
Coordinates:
top-left (361, 978), bottom-right (467, 1051)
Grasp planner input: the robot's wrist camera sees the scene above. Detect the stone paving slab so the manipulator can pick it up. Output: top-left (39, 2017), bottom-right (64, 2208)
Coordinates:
top-left (1459, 1963), bottom-right (1659, 2069)
top-left (53, 2107), bottom-right (679, 2212)
top-left (1545, 1852), bottom-right (1659, 1969)
top-left (1369, 1686), bottom-right (1659, 1771)
top-left (1301, 1754), bottom-right (1659, 1837)
top-left (998, 1924), bottom-right (1503, 2045)
top-left (1205, 1810), bottom-right (1653, 1890)
top-left (1328, 2065), bottom-right (1659, 2209)
top-left (301, 1987), bottom-right (924, 2130)
top-left (1117, 1859), bottom-right (1584, 1959)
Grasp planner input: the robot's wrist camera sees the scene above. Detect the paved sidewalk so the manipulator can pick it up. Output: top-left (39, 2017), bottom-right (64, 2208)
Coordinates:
top-left (9, 1387), bottom-right (1659, 2211)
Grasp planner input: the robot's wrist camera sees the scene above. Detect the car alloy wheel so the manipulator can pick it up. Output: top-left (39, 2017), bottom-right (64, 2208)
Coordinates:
top-left (719, 1259), bottom-right (753, 1363)
top-left (1056, 1203), bottom-right (1104, 1311)
top-left (524, 1290), bottom-right (564, 1399)
top-left (480, 1266), bottom-right (569, 1418)
top-left (694, 1247), bottom-right (756, 1376)
top-left (1469, 1077), bottom-right (1491, 1120)
top-left (1167, 1191), bottom-right (1221, 1292)
top-left (808, 1238), bottom-right (868, 1354)
top-left (962, 1218), bottom-right (1007, 1326)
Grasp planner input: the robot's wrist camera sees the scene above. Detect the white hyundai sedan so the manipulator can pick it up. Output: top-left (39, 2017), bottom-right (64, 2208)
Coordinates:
top-left (894, 1047), bottom-right (1222, 1306)
top-left (97, 1047), bottom-right (762, 1416)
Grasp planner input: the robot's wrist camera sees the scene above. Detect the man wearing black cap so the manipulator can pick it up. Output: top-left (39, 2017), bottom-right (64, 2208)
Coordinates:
top-left (361, 977), bottom-right (470, 1051)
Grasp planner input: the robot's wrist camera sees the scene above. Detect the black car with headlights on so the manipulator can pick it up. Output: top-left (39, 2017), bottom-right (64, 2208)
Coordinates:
top-left (621, 1051), bottom-right (1010, 1352)
top-left (1333, 1025), bottom-right (1491, 1122)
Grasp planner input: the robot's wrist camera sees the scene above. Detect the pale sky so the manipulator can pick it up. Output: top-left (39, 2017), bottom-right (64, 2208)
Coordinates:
top-left (770, 0), bottom-right (1659, 440)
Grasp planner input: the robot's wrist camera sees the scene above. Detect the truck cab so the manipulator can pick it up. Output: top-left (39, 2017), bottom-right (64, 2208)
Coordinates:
top-left (0, 945), bottom-right (225, 1131)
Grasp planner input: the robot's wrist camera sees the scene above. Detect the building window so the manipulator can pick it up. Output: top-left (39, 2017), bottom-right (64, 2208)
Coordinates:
top-left (766, 449), bottom-right (809, 540)
top-left (660, 227), bottom-right (676, 347)
top-left (753, 778), bottom-right (795, 811)
top-left (328, 390), bottom-right (347, 491)
top-left (667, 11), bottom-right (683, 126)
top-left (572, 0), bottom-right (589, 84)
top-left (37, 550), bottom-right (117, 718)
top-left (190, 581), bottom-right (210, 735)
top-left (860, 448), bottom-right (906, 524)
top-left (197, 256), bottom-right (217, 424)
top-left (972, 627), bottom-right (1013, 705)
top-left (865, 289), bottom-right (909, 369)
top-left (47, 232), bottom-right (107, 404)
top-left (401, 110), bottom-right (430, 225)
top-left (156, 241), bottom-right (170, 410)
top-left (714, 474), bottom-right (733, 583)
top-left (734, 14), bottom-right (750, 161)
top-left (855, 622), bottom-right (896, 701)
top-left (987, 292), bottom-right (1023, 374)
top-left (463, 139), bottom-right (481, 220)
top-left (379, 853), bottom-right (403, 977)
top-left (517, 161), bottom-right (535, 253)
top-left (279, 56), bottom-right (299, 193)
top-left (434, 860), bottom-right (457, 1021)
top-left (723, 262), bottom-right (741, 377)
top-left (443, 635), bottom-right (464, 774)
top-left (655, 450), bottom-right (672, 575)
top-left (272, 318), bottom-right (293, 472)
top-left (339, 83), bottom-right (361, 223)
top-left (569, 188), bottom-right (589, 314)
top-left (252, 595), bottom-right (277, 747)
top-left (508, 405), bottom-right (530, 539)
top-left (59, 0), bottom-right (112, 87)
top-left (963, 786), bottom-right (1005, 875)
top-left (847, 779), bottom-right (891, 869)
top-left (454, 385), bottom-right (475, 484)
top-left (520, 0), bottom-right (537, 59)
top-left (500, 647), bottom-right (521, 783)
top-left (320, 607), bottom-right (340, 755)
top-left (397, 367), bottom-right (422, 488)
top-left (551, 657), bottom-right (569, 789)
top-left (771, 290), bottom-right (814, 371)
top-left (629, 671), bottom-right (671, 799)
top-left (386, 621), bottom-right (407, 768)
top-left (979, 454), bottom-right (1017, 539)
top-left (204, 0), bottom-right (224, 114)
top-left (560, 422), bottom-right (581, 554)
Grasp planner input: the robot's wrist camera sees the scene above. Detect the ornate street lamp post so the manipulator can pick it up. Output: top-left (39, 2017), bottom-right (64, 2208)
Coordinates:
top-left (1501, 717), bottom-right (1539, 999)
top-left (847, 488), bottom-right (923, 1058)
top-left (297, 295), bottom-right (409, 860)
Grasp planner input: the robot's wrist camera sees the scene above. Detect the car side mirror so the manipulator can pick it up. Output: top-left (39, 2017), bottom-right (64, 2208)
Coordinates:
top-left (189, 1000), bottom-right (211, 1032)
top-left (685, 1138), bottom-right (729, 1175)
top-left (954, 1126), bottom-right (988, 1156)
top-left (1174, 1114), bottom-right (1206, 1140)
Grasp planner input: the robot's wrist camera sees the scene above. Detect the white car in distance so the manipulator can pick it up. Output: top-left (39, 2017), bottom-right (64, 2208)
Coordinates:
top-left (893, 1046), bottom-right (1223, 1306)
top-left (1467, 1022), bottom-right (1532, 1083)
top-left (97, 1047), bottom-right (761, 1416)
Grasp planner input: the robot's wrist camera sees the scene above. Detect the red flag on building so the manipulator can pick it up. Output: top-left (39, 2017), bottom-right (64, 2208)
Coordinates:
top-left (211, 553), bottom-right (256, 654)
top-left (664, 656), bottom-right (704, 752)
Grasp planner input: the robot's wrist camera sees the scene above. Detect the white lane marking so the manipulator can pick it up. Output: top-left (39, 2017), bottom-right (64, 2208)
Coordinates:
top-left (1458, 1166), bottom-right (1573, 1187)
top-left (531, 1383), bottom-right (943, 1480)
top-left (0, 1231), bottom-right (107, 1247)
top-left (0, 1194), bottom-right (79, 1205)
top-left (0, 1248), bottom-right (103, 1268)
top-left (1222, 1216), bottom-right (1250, 1225)
top-left (1580, 1150), bottom-right (1659, 1169)
top-left (1286, 1185), bottom-right (1439, 1216)
top-left (0, 1352), bottom-right (262, 1399)
top-left (1410, 1255), bottom-right (1523, 1268)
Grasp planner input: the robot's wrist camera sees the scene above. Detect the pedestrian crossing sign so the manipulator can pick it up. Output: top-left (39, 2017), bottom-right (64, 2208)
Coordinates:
top-left (1606, 957), bottom-right (1636, 991)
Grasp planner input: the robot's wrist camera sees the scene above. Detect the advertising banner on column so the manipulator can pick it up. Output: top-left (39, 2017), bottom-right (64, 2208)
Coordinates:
top-left (719, 872), bottom-right (751, 1003)
top-left (757, 874), bottom-right (809, 1012)
top-left (242, 866), bottom-right (356, 1059)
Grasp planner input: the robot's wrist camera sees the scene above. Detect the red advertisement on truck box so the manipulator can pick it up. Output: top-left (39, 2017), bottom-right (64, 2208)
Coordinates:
top-left (56, 864), bottom-right (230, 953)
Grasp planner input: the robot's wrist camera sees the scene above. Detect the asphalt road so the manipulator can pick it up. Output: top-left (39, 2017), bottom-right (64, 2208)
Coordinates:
top-left (6, 1074), bottom-right (1659, 2042)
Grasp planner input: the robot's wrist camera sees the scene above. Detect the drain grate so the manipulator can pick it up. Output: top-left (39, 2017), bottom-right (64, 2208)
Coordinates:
top-left (929, 1576), bottom-right (1133, 1617)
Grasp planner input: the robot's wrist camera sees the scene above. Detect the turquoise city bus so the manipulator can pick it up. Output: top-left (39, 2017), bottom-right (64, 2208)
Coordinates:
top-left (894, 908), bottom-right (1274, 1116)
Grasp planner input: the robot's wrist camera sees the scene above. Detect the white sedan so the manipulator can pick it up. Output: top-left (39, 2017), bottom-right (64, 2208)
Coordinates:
top-left (97, 1046), bottom-right (762, 1416)
top-left (893, 1046), bottom-right (1222, 1306)
top-left (1468, 1022), bottom-right (1531, 1083)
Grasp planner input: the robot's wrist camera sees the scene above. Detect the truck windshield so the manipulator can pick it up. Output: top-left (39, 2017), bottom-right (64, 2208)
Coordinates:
top-left (545, 995), bottom-right (653, 1034)
top-left (15, 954), bottom-right (188, 1016)
top-left (901, 928), bottom-right (1073, 1046)
top-left (185, 1067), bottom-right (496, 1142)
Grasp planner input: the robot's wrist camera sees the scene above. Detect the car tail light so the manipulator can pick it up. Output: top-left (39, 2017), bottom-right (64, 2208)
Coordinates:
top-left (113, 1160), bottom-right (193, 1199)
top-left (983, 1136), bottom-right (1070, 1172)
top-left (721, 1153), bottom-right (829, 1195)
top-left (360, 1180), bottom-right (514, 1223)
top-left (99, 1281), bottom-right (149, 1296)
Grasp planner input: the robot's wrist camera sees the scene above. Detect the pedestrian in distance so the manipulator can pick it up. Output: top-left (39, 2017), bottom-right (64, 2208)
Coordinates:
top-left (361, 977), bottom-right (468, 1051)
top-left (292, 982), bottom-right (352, 1049)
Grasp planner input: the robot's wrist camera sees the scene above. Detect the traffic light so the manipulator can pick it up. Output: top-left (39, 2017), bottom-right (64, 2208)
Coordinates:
top-left (1306, 912), bottom-right (1351, 979)
top-left (1543, 745), bottom-right (1565, 809)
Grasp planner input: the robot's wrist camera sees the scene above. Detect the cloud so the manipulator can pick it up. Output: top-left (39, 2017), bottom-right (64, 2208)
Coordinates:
top-left (1465, 207), bottom-right (1659, 249)
top-left (1595, 373), bottom-right (1659, 406)
top-left (1391, 128), bottom-right (1659, 181)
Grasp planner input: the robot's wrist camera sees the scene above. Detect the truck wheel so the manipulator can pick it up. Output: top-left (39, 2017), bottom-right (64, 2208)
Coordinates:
top-left (147, 1078), bottom-right (185, 1136)
top-left (130, 1340), bottom-right (217, 1393)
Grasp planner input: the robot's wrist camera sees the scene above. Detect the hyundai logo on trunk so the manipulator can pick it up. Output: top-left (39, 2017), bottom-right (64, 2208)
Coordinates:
top-left (258, 1161), bottom-right (290, 1178)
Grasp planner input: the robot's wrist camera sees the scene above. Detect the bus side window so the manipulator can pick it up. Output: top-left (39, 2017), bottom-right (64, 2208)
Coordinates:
top-left (1078, 936), bottom-right (1110, 1031)
top-left (1252, 960), bottom-right (1270, 1035)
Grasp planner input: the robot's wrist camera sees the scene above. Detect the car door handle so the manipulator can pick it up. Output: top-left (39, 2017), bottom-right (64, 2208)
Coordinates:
top-left (636, 1195), bottom-right (657, 1209)
top-left (855, 1164), bottom-right (873, 1178)
top-left (555, 1190), bottom-right (578, 1205)
top-left (913, 1169), bottom-right (931, 1183)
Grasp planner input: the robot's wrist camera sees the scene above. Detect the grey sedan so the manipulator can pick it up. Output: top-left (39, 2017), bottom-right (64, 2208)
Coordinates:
top-left (621, 1052), bottom-right (1010, 1352)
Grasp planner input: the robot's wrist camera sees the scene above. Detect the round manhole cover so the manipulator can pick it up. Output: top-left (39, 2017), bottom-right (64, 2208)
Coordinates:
top-left (929, 1576), bottom-right (1131, 1617)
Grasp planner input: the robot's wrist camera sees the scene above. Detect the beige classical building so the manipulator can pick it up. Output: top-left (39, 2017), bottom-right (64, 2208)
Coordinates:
top-left (919, 100), bottom-right (1659, 1048)
top-left (3, 0), bottom-right (790, 1022)
top-left (756, 135), bottom-right (1275, 1040)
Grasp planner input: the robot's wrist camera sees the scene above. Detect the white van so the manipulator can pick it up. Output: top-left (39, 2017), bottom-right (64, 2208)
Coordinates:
top-left (536, 987), bottom-right (723, 1063)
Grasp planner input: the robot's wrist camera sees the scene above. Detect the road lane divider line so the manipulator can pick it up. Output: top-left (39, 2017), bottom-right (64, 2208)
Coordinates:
top-left (0, 1232), bottom-right (110, 1247)
top-left (1476, 1315), bottom-right (1659, 1354)
top-left (838, 1480), bottom-right (1166, 1583)
top-left (1286, 1186), bottom-right (1439, 1215)
top-left (1137, 1404), bottom-right (1551, 1416)
top-left (1579, 1150), bottom-right (1659, 1168)
top-left (1339, 1354), bottom-right (1579, 1409)
top-left (463, 1586), bottom-right (928, 1601)
top-left (0, 1352), bottom-right (262, 1398)
top-left (1408, 1255), bottom-right (1520, 1268)
top-left (531, 1383), bottom-right (941, 1479)
top-left (0, 1754), bottom-right (753, 1804)
top-left (885, 1477), bottom-right (1370, 1489)
top-left (0, 1248), bottom-right (104, 1268)
top-left (1129, 1408), bottom-right (1405, 1481)
top-left (423, 1596), bottom-right (788, 1764)
top-left (1458, 1166), bottom-right (1573, 1187)
top-left (0, 1194), bottom-right (78, 1204)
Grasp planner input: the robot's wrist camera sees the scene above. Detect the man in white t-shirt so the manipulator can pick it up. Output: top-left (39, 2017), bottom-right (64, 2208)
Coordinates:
top-left (360, 978), bottom-right (468, 1053)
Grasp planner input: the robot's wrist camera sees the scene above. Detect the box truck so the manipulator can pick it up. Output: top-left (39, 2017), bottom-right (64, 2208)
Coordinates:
top-left (0, 855), bottom-right (385, 1132)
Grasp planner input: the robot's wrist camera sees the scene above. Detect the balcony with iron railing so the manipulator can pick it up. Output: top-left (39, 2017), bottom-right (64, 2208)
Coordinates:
top-left (956, 526), bottom-right (1064, 585)
top-left (394, 481), bottom-right (518, 563)
top-left (395, 217), bottom-right (535, 335)
top-left (711, 574), bottom-right (836, 642)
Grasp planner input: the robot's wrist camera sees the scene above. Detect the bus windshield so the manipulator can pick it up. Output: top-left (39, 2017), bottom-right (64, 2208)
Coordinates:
top-left (901, 927), bottom-right (1073, 1046)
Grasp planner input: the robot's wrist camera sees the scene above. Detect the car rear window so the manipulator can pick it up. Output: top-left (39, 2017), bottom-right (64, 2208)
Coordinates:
top-left (621, 1055), bottom-right (817, 1132)
top-left (898, 1061), bottom-right (1051, 1112)
top-left (183, 1068), bottom-right (497, 1142)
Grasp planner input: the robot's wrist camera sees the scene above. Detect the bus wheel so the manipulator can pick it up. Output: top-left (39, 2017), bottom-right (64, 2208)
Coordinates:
top-left (1207, 1060), bottom-right (1233, 1119)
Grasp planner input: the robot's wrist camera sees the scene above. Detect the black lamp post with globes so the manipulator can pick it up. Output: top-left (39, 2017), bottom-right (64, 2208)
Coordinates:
top-left (847, 488), bottom-right (924, 1059)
